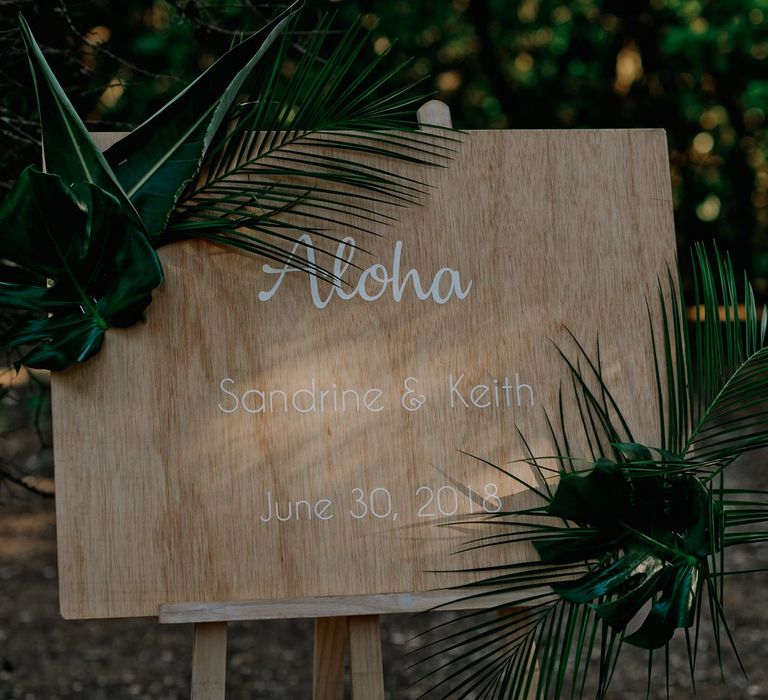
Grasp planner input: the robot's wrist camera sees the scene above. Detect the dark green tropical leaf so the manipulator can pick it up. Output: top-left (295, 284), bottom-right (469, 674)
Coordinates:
top-left (104, 1), bottom-right (302, 238)
top-left (590, 561), bottom-right (669, 631)
top-left (0, 167), bottom-right (163, 370)
top-left (552, 547), bottom-right (665, 607)
top-left (544, 469), bottom-right (713, 650)
top-left (623, 562), bottom-right (699, 649)
top-left (657, 245), bottom-right (768, 463)
top-left (17, 14), bottom-right (143, 230)
top-left (545, 459), bottom-right (630, 531)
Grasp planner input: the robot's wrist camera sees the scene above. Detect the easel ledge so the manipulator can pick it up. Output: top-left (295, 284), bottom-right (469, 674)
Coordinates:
top-left (159, 587), bottom-right (541, 623)
top-left (163, 588), bottom-right (542, 700)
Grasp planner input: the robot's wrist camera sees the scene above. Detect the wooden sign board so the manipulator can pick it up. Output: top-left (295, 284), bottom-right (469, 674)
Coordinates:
top-left (52, 128), bottom-right (675, 619)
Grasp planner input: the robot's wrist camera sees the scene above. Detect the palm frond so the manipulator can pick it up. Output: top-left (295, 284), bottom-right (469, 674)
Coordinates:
top-left (659, 245), bottom-right (768, 463)
top-left (424, 245), bottom-right (768, 698)
top-left (165, 14), bottom-right (457, 279)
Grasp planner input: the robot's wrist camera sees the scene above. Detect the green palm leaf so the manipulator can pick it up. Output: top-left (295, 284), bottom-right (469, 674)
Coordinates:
top-left (669, 248), bottom-right (768, 462)
top-left (166, 14), bottom-right (458, 276)
top-left (425, 245), bottom-right (768, 698)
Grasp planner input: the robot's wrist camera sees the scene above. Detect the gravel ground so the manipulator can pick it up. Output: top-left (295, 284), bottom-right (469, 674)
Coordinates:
top-left (0, 453), bottom-right (766, 699)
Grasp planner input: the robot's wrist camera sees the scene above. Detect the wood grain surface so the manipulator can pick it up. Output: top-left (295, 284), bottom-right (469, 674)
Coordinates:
top-left (348, 615), bottom-right (384, 700)
top-left (53, 128), bottom-right (675, 619)
top-left (312, 616), bottom-right (347, 700)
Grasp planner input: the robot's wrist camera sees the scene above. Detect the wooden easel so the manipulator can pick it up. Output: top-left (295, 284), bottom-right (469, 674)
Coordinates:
top-left (160, 102), bottom-right (543, 699)
top-left (185, 614), bottom-right (380, 699)
top-left (65, 100), bottom-right (675, 697)
top-left (165, 101), bottom-right (462, 700)
top-left (160, 588), bottom-right (538, 699)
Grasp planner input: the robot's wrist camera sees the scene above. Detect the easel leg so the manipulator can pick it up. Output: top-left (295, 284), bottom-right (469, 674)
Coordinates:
top-left (348, 615), bottom-right (385, 700)
top-left (191, 621), bottom-right (228, 700)
top-left (313, 616), bottom-right (347, 700)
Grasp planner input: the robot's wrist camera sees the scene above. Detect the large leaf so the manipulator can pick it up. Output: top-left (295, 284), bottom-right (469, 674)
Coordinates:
top-left (17, 14), bottom-right (143, 230)
top-left (103, 1), bottom-right (302, 238)
top-left (545, 459), bottom-right (630, 530)
top-left (623, 562), bottom-right (699, 649)
top-left (0, 168), bottom-right (163, 370)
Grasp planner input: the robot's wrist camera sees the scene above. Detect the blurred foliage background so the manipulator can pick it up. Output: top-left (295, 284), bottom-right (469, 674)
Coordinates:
top-left (0, 1), bottom-right (767, 491)
top-left (1, 0), bottom-right (767, 291)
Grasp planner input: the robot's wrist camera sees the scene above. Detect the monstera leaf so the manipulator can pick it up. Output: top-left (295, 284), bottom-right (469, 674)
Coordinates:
top-left (542, 458), bottom-right (712, 649)
top-left (0, 168), bottom-right (163, 370)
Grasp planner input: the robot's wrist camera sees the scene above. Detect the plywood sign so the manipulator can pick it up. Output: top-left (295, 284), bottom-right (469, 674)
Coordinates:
top-left (52, 129), bottom-right (675, 619)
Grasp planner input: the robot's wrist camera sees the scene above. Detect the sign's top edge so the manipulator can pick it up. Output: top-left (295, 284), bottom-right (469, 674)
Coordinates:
top-left (89, 128), bottom-right (667, 136)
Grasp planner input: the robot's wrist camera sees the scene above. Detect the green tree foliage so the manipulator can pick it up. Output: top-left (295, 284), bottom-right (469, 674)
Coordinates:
top-left (2, 1), bottom-right (766, 296)
top-left (331, 0), bottom-right (768, 294)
